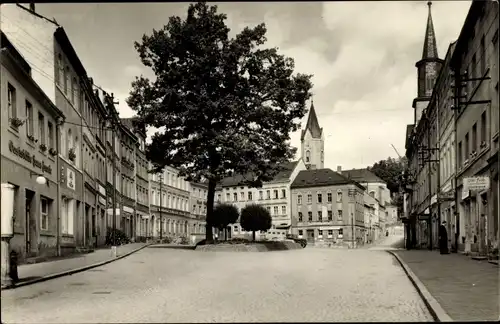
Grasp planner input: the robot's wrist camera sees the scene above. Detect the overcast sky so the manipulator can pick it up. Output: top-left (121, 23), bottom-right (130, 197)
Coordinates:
top-left (33, 1), bottom-right (471, 170)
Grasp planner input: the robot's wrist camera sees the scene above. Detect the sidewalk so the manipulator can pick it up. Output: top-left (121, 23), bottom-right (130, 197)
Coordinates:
top-left (15, 243), bottom-right (149, 284)
top-left (394, 250), bottom-right (499, 321)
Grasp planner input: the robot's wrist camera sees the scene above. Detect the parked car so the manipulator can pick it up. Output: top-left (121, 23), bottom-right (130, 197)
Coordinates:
top-left (286, 234), bottom-right (307, 248)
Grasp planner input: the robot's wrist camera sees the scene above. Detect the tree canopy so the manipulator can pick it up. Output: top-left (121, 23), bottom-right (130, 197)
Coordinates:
top-left (240, 204), bottom-right (272, 241)
top-left (368, 156), bottom-right (407, 210)
top-left (126, 1), bottom-right (313, 242)
top-left (212, 203), bottom-right (240, 230)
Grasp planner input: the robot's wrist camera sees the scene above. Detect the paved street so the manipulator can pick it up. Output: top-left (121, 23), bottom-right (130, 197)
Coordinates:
top-left (1, 242), bottom-right (432, 323)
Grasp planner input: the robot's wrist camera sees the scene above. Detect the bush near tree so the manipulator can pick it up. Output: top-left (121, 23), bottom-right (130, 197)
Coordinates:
top-left (126, 1), bottom-right (313, 244)
top-left (240, 204), bottom-right (272, 241)
top-left (213, 203), bottom-right (240, 241)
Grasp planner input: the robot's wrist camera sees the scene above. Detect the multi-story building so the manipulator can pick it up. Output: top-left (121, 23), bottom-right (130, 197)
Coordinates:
top-left (121, 118), bottom-right (150, 240)
top-left (290, 168), bottom-right (365, 247)
top-left (216, 160), bottom-right (306, 240)
top-left (363, 192), bottom-right (379, 243)
top-left (404, 2), bottom-right (444, 250)
top-left (149, 166), bottom-right (191, 238)
top-left (189, 181), bottom-right (208, 234)
top-left (450, 0), bottom-right (499, 255)
top-left (1, 33), bottom-right (65, 259)
top-left (118, 121), bottom-right (137, 238)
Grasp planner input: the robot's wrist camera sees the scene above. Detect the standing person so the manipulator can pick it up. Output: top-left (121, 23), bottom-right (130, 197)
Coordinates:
top-left (439, 221), bottom-right (449, 254)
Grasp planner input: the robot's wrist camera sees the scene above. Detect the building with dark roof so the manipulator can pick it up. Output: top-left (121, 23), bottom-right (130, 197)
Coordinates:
top-left (290, 168), bottom-right (365, 248)
top-left (215, 159), bottom-right (307, 240)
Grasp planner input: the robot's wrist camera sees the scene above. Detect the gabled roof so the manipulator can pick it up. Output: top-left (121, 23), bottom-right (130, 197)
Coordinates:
top-left (341, 168), bottom-right (385, 184)
top-left (421, 2), bottom-right (439, 60)
top-left (301, 100), bottom-right (322, 140)
top-left (291, 168), bottom-right (365, 190)
top-left (218, 161), bottom-right (299, 188)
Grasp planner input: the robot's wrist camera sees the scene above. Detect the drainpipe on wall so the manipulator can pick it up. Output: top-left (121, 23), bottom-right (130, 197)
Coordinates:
top-left (56, 117), bottom-right (63, 257)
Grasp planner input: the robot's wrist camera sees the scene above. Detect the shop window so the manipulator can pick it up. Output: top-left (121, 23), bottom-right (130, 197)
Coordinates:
top-left (40, 197), bottom-right (49, 230)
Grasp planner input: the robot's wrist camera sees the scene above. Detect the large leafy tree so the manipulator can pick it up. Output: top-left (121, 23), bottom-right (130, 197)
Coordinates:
top-left (240, 204), bottom-right (272, 241)
top-left (212, 203), bottom-right (239, 241)
top-left (127, 2), bottom-right (313, 243)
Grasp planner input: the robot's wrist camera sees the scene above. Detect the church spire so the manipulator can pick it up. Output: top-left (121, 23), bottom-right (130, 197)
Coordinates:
top-left (301, 99), bottom-right (322, 141)
top-left (422, 1), bottom-right (439, 60)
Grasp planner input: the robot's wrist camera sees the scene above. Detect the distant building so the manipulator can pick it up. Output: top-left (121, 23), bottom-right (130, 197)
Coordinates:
top-left (290, 168), bottom-right (365, 248)
top-left (189, 181), bottom-right (208, 234)
top-left (216, 160), bottom-right (306, 240)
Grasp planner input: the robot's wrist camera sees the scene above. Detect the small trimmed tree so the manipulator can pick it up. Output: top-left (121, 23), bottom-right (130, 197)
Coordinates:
top-left (213, 203), bottom-right (240, 241)
top-left (240, 204), bottom-right (272, 241)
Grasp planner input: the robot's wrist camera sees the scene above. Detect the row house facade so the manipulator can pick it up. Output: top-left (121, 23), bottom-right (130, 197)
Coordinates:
top-left (404, 1), bottom-right (499, 256)
top-left (290, 168), bottom-right (366, 248)
top-left (450, 1), bottom-right (499, 255)
top-left (189, 181), bottom-right (208, 234)
top-left (216, 159), bottom-right (306, 240)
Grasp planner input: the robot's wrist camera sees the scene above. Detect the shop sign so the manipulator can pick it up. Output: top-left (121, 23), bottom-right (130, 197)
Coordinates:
top-left (464, 176), bottom-right (490, 191)
top-left (98, 196), bottom-right (106, 205)
top-left (8, 140), bottom-right (52, 174)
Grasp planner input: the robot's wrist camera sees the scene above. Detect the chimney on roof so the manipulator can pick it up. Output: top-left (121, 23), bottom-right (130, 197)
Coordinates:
top-left (337, 166), bottom-right (342, 173)
top-left (29, 3), bottom-right (35, 12)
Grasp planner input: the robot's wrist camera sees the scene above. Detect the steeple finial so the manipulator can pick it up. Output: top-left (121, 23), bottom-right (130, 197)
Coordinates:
top-left (422, 1), bottom-right (438, 59)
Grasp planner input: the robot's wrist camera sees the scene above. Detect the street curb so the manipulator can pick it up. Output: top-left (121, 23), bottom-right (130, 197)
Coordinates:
top-left (387, 251), bottom-right (453, 322)
top-left (1, 243), bottom-right (152, 291)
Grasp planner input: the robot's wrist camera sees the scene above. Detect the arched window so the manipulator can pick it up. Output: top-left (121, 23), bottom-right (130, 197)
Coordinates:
top-left (306, 150), bottom-right (310, 163)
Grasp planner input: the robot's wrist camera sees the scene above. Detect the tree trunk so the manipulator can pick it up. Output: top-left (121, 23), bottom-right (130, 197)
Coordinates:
top-left (205, 179), bottom-right (216, 244)
top-left (252, 230), bottom-right (256, 241)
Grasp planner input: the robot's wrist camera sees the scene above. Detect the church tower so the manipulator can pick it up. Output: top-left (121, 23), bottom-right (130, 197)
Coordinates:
top-left (301, 99), bottom-right (324, 170)
top-left (412, 1), bottom-right (444, 126)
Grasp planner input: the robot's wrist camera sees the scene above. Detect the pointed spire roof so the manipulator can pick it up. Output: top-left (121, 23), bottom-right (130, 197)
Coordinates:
top-left (422, 1), bottom-right (439, 60)
top-left (301, 98), bottom-right (323, 140)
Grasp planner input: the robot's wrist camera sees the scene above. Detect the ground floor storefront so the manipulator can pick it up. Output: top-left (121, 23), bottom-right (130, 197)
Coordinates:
top-left (149, 208), bottom-right (203, 239)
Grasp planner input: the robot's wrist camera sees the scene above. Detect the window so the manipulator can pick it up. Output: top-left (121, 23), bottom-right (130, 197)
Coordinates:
top-left (338, 210), bottom-right (343, 219)
top-left (234, 226), bottom-right (239, 232)
top-left (38, 112), bottom-right (45, 144)
top-left (65, 66), bottom-right (70, 95)
top-left (266, 190), bottom-right (270, 199)
top-left (327, 193), bottom-right (332, 203)
top-left (61, 198), bottom-right (74, 235)
top-left (7, 83), bottom-right (16, 120)
top-left (328, 230), bottom-right (333, 237)
top-left (297, 195), bottom-right (302, 204)
top-left (226, 193), bottom-right (230, 201)
top-left (328, 210), bottom-right (333, 221)
top-left (72, 77), bottom-right (78, 105)
top-left (266, 206), bottom-right (271, 214)
top-left (481, 111), bottom-right (486, 144)
top-left (480, 35), bottom-right (485, 74)
top-left (281, 206), bottom-right (286, 215)
top-left (465, 133), bottom-right (469, 159)
top-left (298, 212), bottom-right (303, 222)
top-left (318, 211), bottom-right (323, 222)
top-left (298, 230), bottom-right (303, 236)
top-left (472, 123), bottom-right (477, 152)
top-left (318, 230), bottom-right (323, 237)
top-left (306, 150), bottom-right (310, 163)
top-left (274, 190), bottom-right (278, 199)
top-left (274, 206), bottom-right (279, 215)
top-left (217, 194), bottom-right (221, 202)
top-left (339, 228), bottom-right (343, 235)
top-left (281, 189), bottom-right (286, 198)
top-left (317, 193), bottom-right (322, 203)
top-left (337, 191), bottom-right (343, 202)
top-left (307, 194), bottom-right (312, 204)
top-left (40, 197), bottom-right (49, 230)
top-left (248, 192), bottom-right (253, 200)
top-left (233, 193), bottom-right (237, 202)
top-left (25, 100), bottom-right (33, 137)
top-left (240, 192), bottom-right (245, 200)
top-left (308, 211), bottom-right (312, 221)
top-left (48, 122), bottom-right (54, 150)
top-left (259, 191), bottom-right (263, 200)
top-left (458, 142), bottom-right (463, 165)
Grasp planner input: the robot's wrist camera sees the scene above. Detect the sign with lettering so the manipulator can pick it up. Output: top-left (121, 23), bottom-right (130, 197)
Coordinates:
top-left (67, 168), bottom-right (75, 190)
top-left (8, 140), bottom-right (52, 174)
top-left (464, 177), bottom-right (490, 191)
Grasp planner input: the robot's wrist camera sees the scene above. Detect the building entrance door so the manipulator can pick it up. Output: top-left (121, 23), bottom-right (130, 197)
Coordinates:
top-left (306, 229), bottom-right (315, 243)
top-left (25, 189), bottom-right (36, 256)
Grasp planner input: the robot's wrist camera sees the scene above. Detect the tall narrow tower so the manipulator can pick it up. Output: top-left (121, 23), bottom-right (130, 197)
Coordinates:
top-left (301, 99), bottom-right (324, 170)
top-left (412, 1), bottom-right (444, 125)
